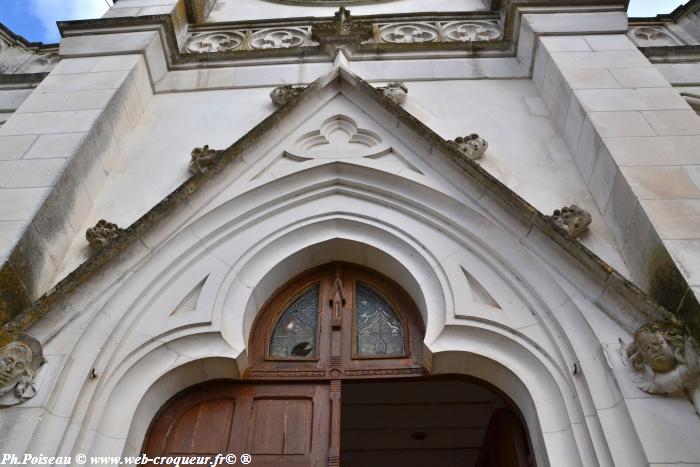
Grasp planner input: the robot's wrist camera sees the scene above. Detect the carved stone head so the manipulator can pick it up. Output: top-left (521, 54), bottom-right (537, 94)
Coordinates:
top-left (622, 319), bottom-right (700, 394)
top-left (378, 81), bottom-right (408, 105)
top-left (546, 204), bottom-right (592, 238)
top-left (451, 133), bottom-right (488, 161)
top-left (0, 334), bottom-right (44, 406)
top-left (270, 85), bottom-right (305, 106)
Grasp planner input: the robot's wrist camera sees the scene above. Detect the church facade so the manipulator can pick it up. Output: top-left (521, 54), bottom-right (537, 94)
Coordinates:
top-left (2, 0), bottom-right (700, 465)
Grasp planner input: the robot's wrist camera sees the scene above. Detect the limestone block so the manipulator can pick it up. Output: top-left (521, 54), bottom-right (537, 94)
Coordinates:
top-left (575, 88), bottom-right (688, 112)
top-left (610, 67), bottom-right (670, 88)
top-left (37, 70), bottom-right (131, 94)
top-left (583, 34), bottom-right (638, 52)
top-left (621, 166), bottom-right (700, 200)
top-left (574, 116), bottom-right (601, 181)
top-left (17, 89), bottom-right (117, 113)
top-left (665, 239), bottom-right (700, 287)
top-left (0, 188), bottom-right (50, 221)
top-left (589, 111), bottom-right (655, 138)
top-left (549, 50), bottom-right (651, 71)
top-left (3, 158), bottom-right (66, 189)
top-left (0, 135), bottom-right (36, 161)
top-left (642, 199), bottom-right (700, 240)
top-left (588, 144), bottom-right (618, 212)
top-left (561, 69), bottom-right (620, 90)
top-left (24, 133), bottom-right (87, 159)
top-left (539, 36), bottom-right (591, 52)
top-left (60, 31), bottom-right (159, 57)
top-left (642, 110), bottom-right (700, 136)
top-left (0, 110), bottom-right (101, 136)
top-left (605, 135), bottom-right (700, 166)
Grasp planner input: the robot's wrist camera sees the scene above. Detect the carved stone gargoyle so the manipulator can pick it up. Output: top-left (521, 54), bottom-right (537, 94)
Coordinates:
top-left (86, 219), bottom-right (123, 252)
top-left (377, 81), bottom-right (408, 105)
top-left (545, 204), bottom-right (591, 238)
top-left (448, 133), bottom-right (488, 161)
top-left (270, 85), bottom-right (306, 106)
top-left (189, 144), bottom-right (223, 174)
top-left (311, 7), bottom-right (372, 50)
top-left (621, 318), bottom-right (700, 414)
top-left (0, 333), bottom-right (44, 407)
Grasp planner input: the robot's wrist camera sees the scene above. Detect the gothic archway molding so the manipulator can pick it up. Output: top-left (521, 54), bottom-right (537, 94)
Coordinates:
top-left (27, 162), bottom-right (644, 466)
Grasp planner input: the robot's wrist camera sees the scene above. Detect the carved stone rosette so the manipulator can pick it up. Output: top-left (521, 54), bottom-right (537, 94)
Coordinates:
top-left (0, 333), bottom-right (44, 407)
top-left (376, 81), bottom-right (407, 105)
top-left (270, 85), bottom-right (306, 106)
top-left (448, 133), bottom-right (488, 161)
top-left (545, 204), bottom-right (591, 238)
top-left (86, 219), bottom-right (123, 252)
top-left (621, 319), bottom-right (700, 414)
top-left (189, 144), bottom-right (224, 174)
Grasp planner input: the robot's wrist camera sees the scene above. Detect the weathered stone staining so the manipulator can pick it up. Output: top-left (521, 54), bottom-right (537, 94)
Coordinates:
top-left (449, 133), bottom-right (488, 161)
top-left (189, 144), bottom-right (224, 174)
top-left (0, 333), bottom-right (44, 407)
top-left (270, 85), bottom-right (306, 106)
top-left (622, 319), bottom-right (700, 413)
top-left (86, 220), bottom-right (123, 252)
top-left (545, 204), bottom-right (592, 238)
top-left (377, 81), bottom-right (407, 105)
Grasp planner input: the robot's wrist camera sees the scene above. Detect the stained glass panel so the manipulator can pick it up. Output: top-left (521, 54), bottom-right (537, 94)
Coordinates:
top-left (355, 282), bottom-right (404, 357)
top-left (270, 284), bottom-right (319, 358)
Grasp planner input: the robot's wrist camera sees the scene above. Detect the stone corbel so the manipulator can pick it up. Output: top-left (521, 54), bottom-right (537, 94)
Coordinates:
top-left (0, 333), bottom-right (44, 407)
top-left (189, 144), bottom-right (223, 174)
top-left (448, 133), bottom-right (488, 161)
top-left (270, 85), bottom-right (306, 106)
top-left (376, 81), bottom-right (408, 106)
top-left (544, 204), bottom-right (591, 238)
top-left (621, 318), bottom-right (700, 415)
top-left (86, 219), bottom-right (124, 252)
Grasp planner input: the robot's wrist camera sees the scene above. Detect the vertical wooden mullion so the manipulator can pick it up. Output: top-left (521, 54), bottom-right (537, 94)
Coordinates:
top-left (328, 380), bottom-right (341, 467)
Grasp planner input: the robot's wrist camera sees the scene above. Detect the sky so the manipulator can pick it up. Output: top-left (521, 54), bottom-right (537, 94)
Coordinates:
top-left (0, 0), bottom-right (691, 44)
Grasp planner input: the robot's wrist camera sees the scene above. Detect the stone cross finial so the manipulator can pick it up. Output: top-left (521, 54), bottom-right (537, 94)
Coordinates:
top-left (545, 204), bottom-right (591, 238)
top-left (86, 219), bottom-right (123, 252)
top-left (0, 333), bottom-right (44, 407)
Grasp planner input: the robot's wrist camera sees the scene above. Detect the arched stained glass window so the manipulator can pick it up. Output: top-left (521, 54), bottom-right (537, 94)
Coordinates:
top-left (270, 284), bottom-right (320, 358)
top-left (355, 282), bottom-right (405, 357)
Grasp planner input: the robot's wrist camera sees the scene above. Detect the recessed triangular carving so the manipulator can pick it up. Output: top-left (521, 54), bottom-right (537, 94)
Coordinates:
top-left (170, 276), bottom-right (207, 316)
top-left (461, 267), bottom-right (500, 309)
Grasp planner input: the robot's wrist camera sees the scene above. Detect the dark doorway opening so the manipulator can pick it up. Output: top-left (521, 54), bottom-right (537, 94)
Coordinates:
top-left (340, 378), bottom-right (533, 467)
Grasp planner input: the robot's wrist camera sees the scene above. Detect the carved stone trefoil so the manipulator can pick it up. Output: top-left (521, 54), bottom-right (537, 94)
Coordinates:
top-left (449, 133), bottom-right (488, 161)
top-left (621, 319), bottom-right (700, 413)
top-left (0, 333), bottom-right (44, 407)
top-left (270, 85), bottom-right (306, 106)
top-left (86, 219), bottom-right (123, 252)
top-left (545, 204), bottom-right (591, 238)
top-left (377, 81), bottom-right (408, 105)
top-left (189, 144), bottom-right (223, 174)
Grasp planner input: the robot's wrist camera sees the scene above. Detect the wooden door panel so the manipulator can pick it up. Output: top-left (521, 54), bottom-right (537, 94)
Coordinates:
top-left (143, 381), bottom-right (328, 467)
